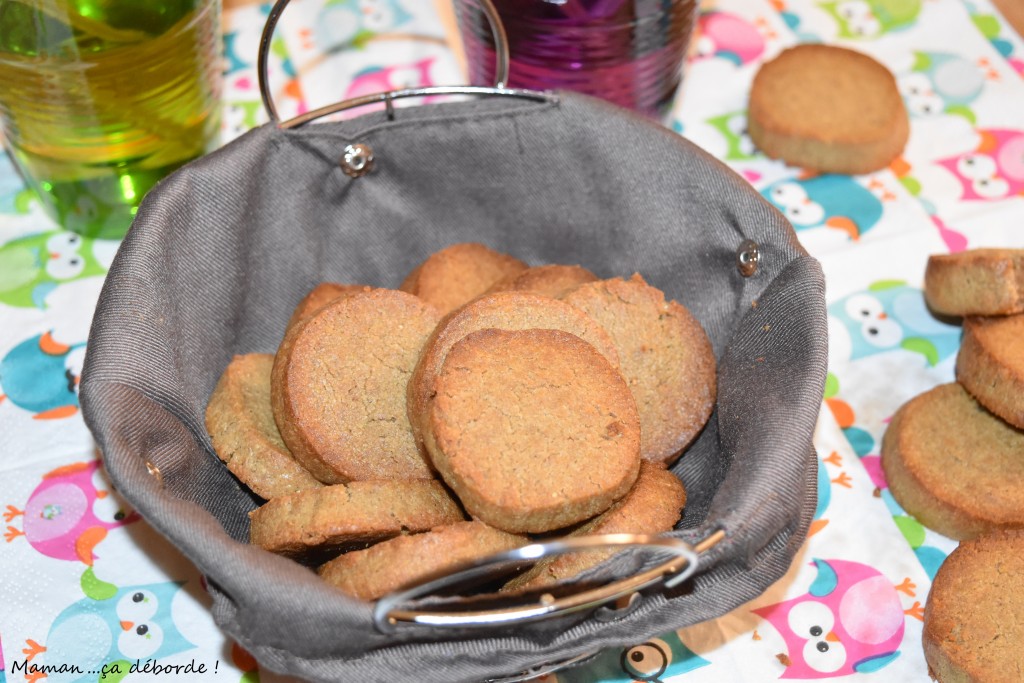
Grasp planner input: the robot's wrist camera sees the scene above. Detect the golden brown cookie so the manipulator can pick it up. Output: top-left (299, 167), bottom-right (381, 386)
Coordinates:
top-left (956, 315), bottom-right (1024, 429)
top-left (923, 529), bottom-right (1024, 682)
top-left (318, 521), bottom-right (527, 601)
top-left (748, 45), bottom-right (909, 175)
top-left (428, 328), bottom-right (641, 533)
top-left (248, 479), bottom-right (464, 556)
top-left (285, 283), bottom-right (371, 333)
top-left (407, 290), bottom-right (620, 447)
top-left (272, 289), bottom-right (441, 484)
top-left (881, 383), bottom-right (1024, 540)
top-left (562, 275), bottom-right (716, 464)
top-left (399, 242), bottom-right (528, 316)
top-left (486, 264), bottom-right (599, 299)
top-left (924, 249), bottom-right (1024, 317)
top-left (205, 354), bottom-right (322, 499)
top-left (503, 461), bottom-right (685, 592)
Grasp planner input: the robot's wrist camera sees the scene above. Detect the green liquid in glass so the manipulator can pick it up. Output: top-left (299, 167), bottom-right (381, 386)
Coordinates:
top-left (0, 0), bottom-right (222, 238)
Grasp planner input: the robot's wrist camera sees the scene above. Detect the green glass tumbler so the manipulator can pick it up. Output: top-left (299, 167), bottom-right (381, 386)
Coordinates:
top-left (0, 0), bottom-right (223, 239)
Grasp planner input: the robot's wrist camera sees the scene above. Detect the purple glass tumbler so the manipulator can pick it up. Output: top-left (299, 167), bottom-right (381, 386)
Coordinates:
top-left (454, 0), bottom-right (698, 120)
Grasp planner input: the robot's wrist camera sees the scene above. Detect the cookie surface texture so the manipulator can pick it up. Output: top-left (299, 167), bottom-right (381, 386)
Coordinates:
top-left (503, 461), bottom-right (685, 592)
top-left (924, 249), bottom-right (1024, 317)
top-left (407, 290), bottom-right (620, 447)
top-left (563, 276), bottom-right (716, 464)
top-left (285, 282), bottom-right (371, 333)
top-left (399, 242), bottom-right (528, 316)
top-left (486, 264), bottom-right (599, 299)
top-left (318, 521), bottom-right (527, 601)
top-left (956, 315), bottom-right (1024, 429)
top-left (881, 383), bottom-right (1024, 540)
top-left (428, 328), bottom-right (641, 533)
top-left (205, 354), bottom-right (322, 499)
top-left (248, 480), bottom-right (464, 556)
top-left (272, 289), bottom-right (441, 484)
top-left (923, 530), bottom-right (1024, 683)
top-left (748, 44), bottom-right (909, 174)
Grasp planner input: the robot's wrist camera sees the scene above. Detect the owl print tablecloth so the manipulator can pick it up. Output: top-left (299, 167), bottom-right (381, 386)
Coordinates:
top-left (2, 0), bottom-right (1023, 681)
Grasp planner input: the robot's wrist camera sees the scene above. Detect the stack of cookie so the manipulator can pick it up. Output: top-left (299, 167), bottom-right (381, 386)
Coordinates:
top-left (879, 249), bottom-right (1024, 682)
top-left (881, 248), bottom-right (1024, 542)
top-left (205, 243), bottom-right (715, 600)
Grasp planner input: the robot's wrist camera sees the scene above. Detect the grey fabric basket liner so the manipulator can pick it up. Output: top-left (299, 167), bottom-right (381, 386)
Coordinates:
top-left (81, 92), bottom-right (827, 683)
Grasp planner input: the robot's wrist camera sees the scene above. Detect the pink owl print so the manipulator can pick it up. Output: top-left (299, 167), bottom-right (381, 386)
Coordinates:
top-left (692, 11), bottom-right (766, 66)
top-left (753, 559), bottom-right (908, 678)
top-left (4, 460), bottom-right (140, 565)
top-left (344, 56), bottom-right (438, 101)
top-left (936, 128), bottom-right (1024, 200)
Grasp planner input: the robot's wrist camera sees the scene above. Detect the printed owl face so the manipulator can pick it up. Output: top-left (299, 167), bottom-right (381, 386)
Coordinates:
top-left (820, 0), bottom-right (920, 39)
top-left (761, 176), bottom-right (883, 240)
top-left (0, 230), bottom-right (111, 309)
top-left (754, 559), bottom-right (904, 679)
top-left (827, 281), bottom-right (961, 366)
top-left (898, 52), bottom-right (984, 120)
top-left (43, 575), bottom-right (195, 678)
top-left (936, 129), bottom-right (1024, 200)
top-left (6, 461), bottom-right (140, 564)
top-left (317, 0), bottom-right (413, 48)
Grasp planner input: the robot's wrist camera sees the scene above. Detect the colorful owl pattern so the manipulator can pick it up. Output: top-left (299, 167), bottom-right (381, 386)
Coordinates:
top-left (2, 0), bottom-right (1023, 680)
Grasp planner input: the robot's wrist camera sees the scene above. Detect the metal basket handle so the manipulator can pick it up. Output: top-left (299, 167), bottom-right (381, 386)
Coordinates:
top-left (373, 529), bottom-right (727, 633)
top-left (256, 0), bottom-right (555, 129)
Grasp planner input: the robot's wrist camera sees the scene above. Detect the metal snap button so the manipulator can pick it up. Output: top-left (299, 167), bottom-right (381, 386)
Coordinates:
top-left (341, 143), bottom-right (374, 178)
top-left (737, 239), bottom-right (760, 277)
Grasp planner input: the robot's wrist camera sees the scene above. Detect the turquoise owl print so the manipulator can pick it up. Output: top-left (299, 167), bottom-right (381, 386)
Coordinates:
top-left (20, 569), bottom-right (195, 683)
top-left (828, 280), bottom-right (960, 366)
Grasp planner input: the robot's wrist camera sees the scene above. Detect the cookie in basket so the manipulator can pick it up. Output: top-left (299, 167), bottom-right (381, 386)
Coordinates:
top-left (399, 242), bottom-right (528, 315)
top-left (249, 479), bottom-right (464, 556)
top-left (924, 249), bottom-right (1024, 317)
top-left (285, 282), bottom-right (371, 332)
top-left (563, 275), bottom-right (716, 464)
top-left (318, 521), bottom-right (527, 601)
top-left (923, 529), bottom-right (1024, 682)
top-left (407, 290), bottom-right (620, 447)
top-left (427, 328), bottom-right (641, 533)
top-left (272, 289), bottom-right (440, 484)
top-left (503, 461), bottom-right (685, 592)
top-left (747, 45), bottom-right (909, 174)
top-left (956, 314), bottom-right (1024, 429)
top-left (206, 354), bottom-right (322, 499)
top-left (486, 264), bottom-right (598, 299)
top-left (880, 383), bottom-right (1024, 540)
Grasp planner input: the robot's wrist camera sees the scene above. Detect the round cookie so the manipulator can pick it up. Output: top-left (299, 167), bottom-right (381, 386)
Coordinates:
top-left (249, 480), bottom-right (465, 556)
top-left (399, 242), bottom-right (528, 316)
top-left (562, 275), bottom-right (716, 464)
top-left (205, 354), bottom-right (322, 499)
top-left (881, 383), bottom-right (1024, 540)
top-left (956, 315), bottom-right (1024, 429)
top-left (428, 328), bottom-right (641, 533)
top-left (748, 44), bottom-right (909, 175)
top-left (272, 289), bottom-right (441, 484)
top-left (285, 282), bottom-right (371, 333)
top-left (407, 290), bottom-right (620, 447)
top-left (925, 249), bottom-right (1024, 317)
top-left (503, 461), bottom-right (685, 592)
top-left (486, 264), bottom-right (599, 299)
top-left (318, 521), bottom-right (527, 601)
top-left (923, 530), bottom-right (1024, 682)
